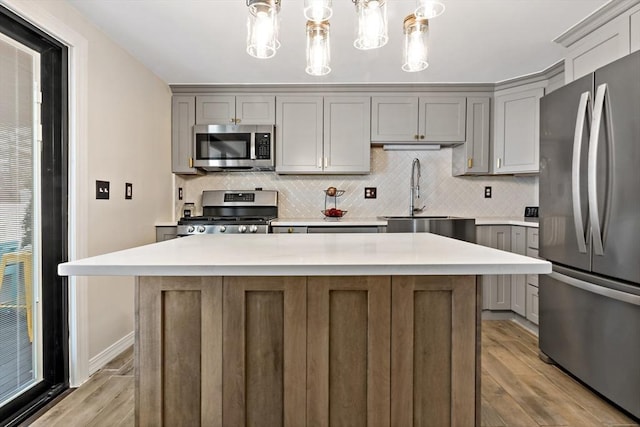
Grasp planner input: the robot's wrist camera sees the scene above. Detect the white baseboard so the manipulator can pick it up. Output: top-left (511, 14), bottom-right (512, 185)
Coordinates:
top-left (88, 331), bottom-right (134, 375)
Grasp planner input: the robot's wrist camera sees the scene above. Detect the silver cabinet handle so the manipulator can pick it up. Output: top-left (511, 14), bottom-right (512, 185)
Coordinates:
top-left (588, 84), bottom-right (610, 256)
top-left (572, 91), bottom-right (591, 254)
top-left (324, 157), bottom-right (328, 168)
top-left (318, 157), bottom-right (322, 168)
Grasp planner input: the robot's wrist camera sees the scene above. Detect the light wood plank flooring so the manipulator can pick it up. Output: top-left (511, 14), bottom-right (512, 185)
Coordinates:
top-left (25, 320), bottom-right (639, 426)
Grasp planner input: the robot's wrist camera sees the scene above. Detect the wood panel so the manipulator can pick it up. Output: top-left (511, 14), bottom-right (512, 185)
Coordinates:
top-left (391, 275), bottom-right (477, 426)
top-left (136, 276), bottom-right (222, 426)
top-left (307, 276), bottom-right (391, 427)
top-left (223, 276), bottom-right (306, 427)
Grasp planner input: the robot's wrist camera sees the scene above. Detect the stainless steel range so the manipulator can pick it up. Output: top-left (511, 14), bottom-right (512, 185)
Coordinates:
top-left (177, 190), bottom-right (278, 236)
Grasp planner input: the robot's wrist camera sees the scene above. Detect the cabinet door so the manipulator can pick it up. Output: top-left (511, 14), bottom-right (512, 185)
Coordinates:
top-left (323, 96), bottom-right (371, 174)
top-left (526, 284), bottom-right (539, 325)
top-left (418, 96), bottom-right (466, 142)
top-left (136, 277), bottom-right (223, 426)
top-left (196, 95), bottom-right (235, 124)
top-left (392, 275), bottom-right (478, 426)
top-left (452, 97), bottom-right (490, 175)
top-left (493, 87), bottom-right (543, 174)
top-left (236, 95), bottom-right (275, 124)
top-left (371, 96), bottom-right (419, 142)
top-left (477, 226), bottom-right (512, 310)
top-left (510, 226), bottom-right (527, 316)
top-left (307, 276), bottom-right (390, 426)
top-left (565, 13), bottom-right (630, 83)
top-left (632, 7), bottom-right (640, 53)
top-left (171, 95), bottom-right (198, 174)
top-left (223, 277), bottom-right (306, 426)
top-left (276, 96), bottom-right (323, 173)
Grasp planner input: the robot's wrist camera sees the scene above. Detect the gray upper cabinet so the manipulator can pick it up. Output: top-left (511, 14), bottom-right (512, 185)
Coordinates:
top-left (323, 96), bottom-right (370, 173)
top-left (172, 95), bottom-right (198, 175)
top-left (452, 97), bottom-right (491, 175)
top-left (371, 95), bottom-right (466, 144)
top-left (276, 96), bottom-right (323, 173)
top-left (196, 95), bottom-right (275, 125)
top-left (276, 95), bottom-right (370, 174)
top-left (493, 86), bottom-right (544, 174)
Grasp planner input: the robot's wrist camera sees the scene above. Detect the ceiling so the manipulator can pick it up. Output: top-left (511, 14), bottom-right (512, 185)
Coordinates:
top-left (67, 0), bottom-right (609, 85)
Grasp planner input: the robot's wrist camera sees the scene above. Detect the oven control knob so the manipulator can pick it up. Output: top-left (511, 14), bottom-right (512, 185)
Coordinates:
top-left (219, 226), bottom-right (226, 233)
top-left (239, 225), bottom-right (247, 233)
top-left (187, 226), bottom-right (195, 233)
top-left (197, 226), bottom-right (206, 233)
top-left (249, 225), bottom-right (258, 233)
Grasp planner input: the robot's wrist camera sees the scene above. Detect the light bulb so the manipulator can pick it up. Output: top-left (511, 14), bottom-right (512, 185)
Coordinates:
top-left (354, 0), bottom-right (388, 50)
top-left (306, 20), bottom-right (330, 76)
top-left (304, 0), bottom-right (332, 22)
top-left (402, 14), bottom-right (429, 72)
top-left (415, 0), bottom-right (445, 19)
top-left (247, 2), bottom-right (278, 58)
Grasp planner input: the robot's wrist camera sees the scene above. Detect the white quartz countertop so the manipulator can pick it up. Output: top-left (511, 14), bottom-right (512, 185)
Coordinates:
top-left (475, 217), bottom-right (539, 227)
top-left (271, 217), bottom-right (386, 227)
top-left (58, 233), bottom-right (550, 277)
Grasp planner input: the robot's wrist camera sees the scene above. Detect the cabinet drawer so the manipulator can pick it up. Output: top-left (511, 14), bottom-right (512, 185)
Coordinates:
top-left (526, 248), bottom-right (539, 258)
top-left (271, 226), bottom-right (308, 234)
top-left (527, 273), bottom-right (538, 287)
top-left (527, 227), bottom-right (539, 250)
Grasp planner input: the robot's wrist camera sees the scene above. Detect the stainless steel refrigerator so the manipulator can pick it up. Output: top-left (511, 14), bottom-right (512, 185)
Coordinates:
top-left (539, 50), bottom-right (640, 419)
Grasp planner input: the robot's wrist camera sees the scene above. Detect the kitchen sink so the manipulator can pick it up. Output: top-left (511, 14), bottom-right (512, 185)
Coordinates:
top-left (381, 216), bottom-right (476, 243)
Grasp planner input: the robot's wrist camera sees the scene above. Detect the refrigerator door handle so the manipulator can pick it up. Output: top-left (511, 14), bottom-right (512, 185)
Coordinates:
top-left (588, 83), bottom-right (608, 256)
top-left (549, 271), bottom-right (640, 306)
top-left (572, 91), bottom-right (591, 254)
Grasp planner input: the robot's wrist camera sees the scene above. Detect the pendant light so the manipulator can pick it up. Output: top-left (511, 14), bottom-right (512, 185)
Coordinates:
top-left (304, 0), bottom-right (332, 22)
top-left (306, 20), bottom-right (331, 76)
top-left (246, 0), bottom-right (280, 59)
top-left (415, 0), bottom-right (445, 19)
top-left (353, 0), bottom-right (388, 50)
top-left (402, 14), bottom-right (429, 72)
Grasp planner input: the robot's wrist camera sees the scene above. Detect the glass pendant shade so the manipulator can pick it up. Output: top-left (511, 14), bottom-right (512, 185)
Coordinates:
top-left (354, 0), bottom-right (388, 50)
top-left (306, 20), bottom-right (331, 76)
top-left (304, 0), bottom-right (332, 22)
top-left (415, 0), bottom-right (445, 19)
top-left (402, 14), bottom-right (429, 72)
top-left (246, 0), bottom-right (280, 59)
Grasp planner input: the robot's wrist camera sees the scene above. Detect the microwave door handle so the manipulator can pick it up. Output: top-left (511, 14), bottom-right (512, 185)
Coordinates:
top-left (588, 84), bottom-right (609, 256)
top-left (250, 132), bottom-right (257, 160)
top-left (572, 91), bottom-right (590, 254)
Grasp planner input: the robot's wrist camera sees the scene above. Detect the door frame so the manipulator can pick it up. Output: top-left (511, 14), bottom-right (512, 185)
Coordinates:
top-left (2, 0), bottom-right (91, 387)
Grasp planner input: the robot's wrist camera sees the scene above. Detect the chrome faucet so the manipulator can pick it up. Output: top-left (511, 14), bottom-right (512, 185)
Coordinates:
top-left (410, 158), bottom-right (425, 215)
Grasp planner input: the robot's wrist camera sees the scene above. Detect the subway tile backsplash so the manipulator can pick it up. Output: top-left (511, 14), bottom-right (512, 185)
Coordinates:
top-left (175, 147), bottom-right (538, 219)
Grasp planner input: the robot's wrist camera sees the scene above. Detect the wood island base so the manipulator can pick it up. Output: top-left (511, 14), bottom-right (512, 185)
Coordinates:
top-left (135, 275), bottom-right (480, 426)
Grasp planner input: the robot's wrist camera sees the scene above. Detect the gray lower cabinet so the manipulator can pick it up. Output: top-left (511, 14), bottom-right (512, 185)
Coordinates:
top-left (155, 225), bottom-right (178, 242)
top-left (276, 95), bottom-right (370, 174)
top-left (525, 227), bottom-right (540, 324)
top-left (371, 95), bottom-right (466, 144)
top-left (172, 96), bottom-right (197, 174)
top-left (510, 226), bottom-right (527, 316)
top-left (476, 225), bottom-right (512, 310)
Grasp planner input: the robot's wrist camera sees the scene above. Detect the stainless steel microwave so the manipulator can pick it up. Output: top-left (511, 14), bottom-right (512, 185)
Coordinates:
top-left (193, 124), bottom-right (275, 171)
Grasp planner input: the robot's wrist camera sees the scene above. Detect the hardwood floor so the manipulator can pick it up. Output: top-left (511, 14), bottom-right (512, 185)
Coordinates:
top-left (25, 320), bottom-right (639, 426)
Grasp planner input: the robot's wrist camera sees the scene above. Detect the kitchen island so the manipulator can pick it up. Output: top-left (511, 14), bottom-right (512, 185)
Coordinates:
top-left (58, 233), bottom-right (550, 426)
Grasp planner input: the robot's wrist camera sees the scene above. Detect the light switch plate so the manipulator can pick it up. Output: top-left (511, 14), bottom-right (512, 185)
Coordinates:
top-left (96, 180), bottom-right (110, 200)
top-left (365, 187), bottom-right (377, 199)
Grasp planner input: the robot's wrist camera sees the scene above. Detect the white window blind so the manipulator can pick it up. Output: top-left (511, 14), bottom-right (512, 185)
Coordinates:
top-left (0, 31), bottom-right (40, 406)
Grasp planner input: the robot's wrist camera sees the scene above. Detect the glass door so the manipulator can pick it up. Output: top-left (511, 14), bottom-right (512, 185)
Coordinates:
top-left (0, 30), bottom-right (41, 409)
top-left (0, 5), bottom-right (68, 424)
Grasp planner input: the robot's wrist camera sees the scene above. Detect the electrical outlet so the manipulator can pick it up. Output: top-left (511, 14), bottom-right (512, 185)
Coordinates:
top-left (178, 187), bottom-right (183, 200)
top-left (125, 183), bottom-right (133, 200)
top-left (96, 180), bottom-right (110, 200)
top-left (484, 186), bottom-right (492, 198)
top-left (365, 187), bottom-right (377, 199)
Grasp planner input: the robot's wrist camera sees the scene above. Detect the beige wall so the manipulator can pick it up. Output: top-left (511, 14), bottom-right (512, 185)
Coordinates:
top-left (11, 1), bottom-right (173, 363)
